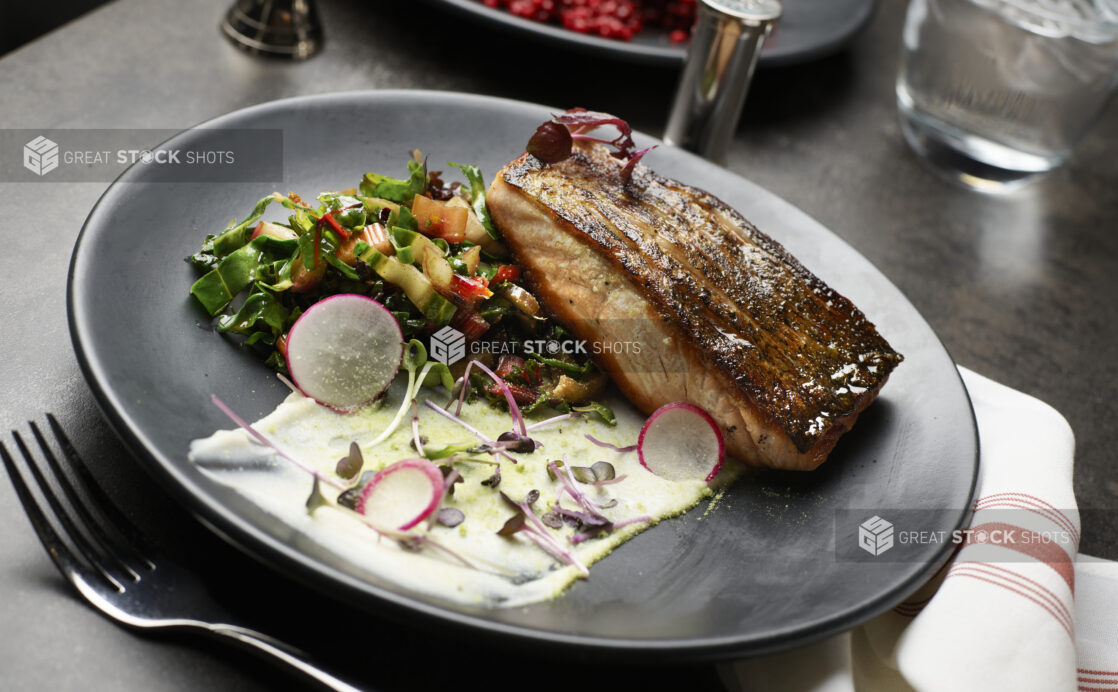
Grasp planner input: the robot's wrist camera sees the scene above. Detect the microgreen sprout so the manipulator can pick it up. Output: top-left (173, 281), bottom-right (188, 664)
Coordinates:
top-left (436, 508), bottom-right (465, 528)
top-left (454, 359), bottom-right (528, 438)
top-left (335, 441), bottom-right (363, 481)
top-left (367, 340), bottom-right (439, 449)
top-left (525, 108), bottom-right (656, 182)
top-left (210, 394), bottom-right (345, 491)
top-left (496, 490), bottom-right (589, 577)
top-left (424, 399), bottom-right (518, 465)
top-left (524, 411), bottom-right (578, 433)
top-left (584, 434), bottom-right (636, 453)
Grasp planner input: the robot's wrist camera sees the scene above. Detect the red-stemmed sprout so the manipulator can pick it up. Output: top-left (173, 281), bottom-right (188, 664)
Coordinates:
top-left (525, 411), bottom-right (578, 433)
top-left (547, 459), bottom-right (651, 546)
top-left (424, 400), bottom-right (518, 465)
top-left (584, 434), bottom-right (637, 453)
top-left (498, 490), bottom-right (589, 578)
top-left (454, 359), bottom-right (528, 439)
top-left (211, 395), bottom-right (346, 491)
top-left (526, 108), bottom-right (656, 182)
top-left (212, 395), bottom-right (476, 570)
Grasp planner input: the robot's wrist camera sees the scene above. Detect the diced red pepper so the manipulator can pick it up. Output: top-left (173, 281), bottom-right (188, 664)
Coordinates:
top-left (449, 274), bottom-right (493, 303)
top-left (523, 359), bottom-right (541, 385)
top-left (451, 309), bottom-right (490, 341)
top-left (485, 382), bottom-right (539, 406)
top-left (495, 355), bottom-right (526, 379)
top-left (492, 265), bottom-right (521, 283)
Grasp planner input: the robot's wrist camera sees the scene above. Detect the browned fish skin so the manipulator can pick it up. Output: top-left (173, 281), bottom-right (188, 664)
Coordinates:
top-left (487, 142), bottom-right (902, 470)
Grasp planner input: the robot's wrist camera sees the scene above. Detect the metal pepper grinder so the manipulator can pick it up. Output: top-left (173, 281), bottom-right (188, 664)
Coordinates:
top-left (664, 0), bottom-right (782, 162)
top-left (220, 0), bottom-right (324, 60)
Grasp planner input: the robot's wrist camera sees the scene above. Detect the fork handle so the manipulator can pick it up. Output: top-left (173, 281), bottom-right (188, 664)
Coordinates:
top-left (207, 624), bottom-right (365, 692)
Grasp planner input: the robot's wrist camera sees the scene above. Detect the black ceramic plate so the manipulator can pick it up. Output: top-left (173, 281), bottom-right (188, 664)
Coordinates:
top-left (69, 91), bottom-right (976, 660)
top-left (428, 0), bottom-right (877, 67)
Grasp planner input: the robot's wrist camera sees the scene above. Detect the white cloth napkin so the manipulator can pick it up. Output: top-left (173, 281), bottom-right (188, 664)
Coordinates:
top-left (722, 367), bottom-right (1118, 692)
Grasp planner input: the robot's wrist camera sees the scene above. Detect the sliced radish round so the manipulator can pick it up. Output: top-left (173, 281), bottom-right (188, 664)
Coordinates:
top-left (638, 402), bottom-right (725, 482)
top-left (356, 458), bottom-right (444, 531)
top-left (285, 294), bottom-right (403, 410)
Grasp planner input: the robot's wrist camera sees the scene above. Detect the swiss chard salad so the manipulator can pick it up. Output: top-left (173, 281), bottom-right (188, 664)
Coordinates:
top-left (188, 153), bottom-right (608, 417)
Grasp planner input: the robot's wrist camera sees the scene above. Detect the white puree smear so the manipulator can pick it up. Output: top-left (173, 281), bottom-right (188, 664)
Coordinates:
top-left (189, 387), bottom-right (728, 608)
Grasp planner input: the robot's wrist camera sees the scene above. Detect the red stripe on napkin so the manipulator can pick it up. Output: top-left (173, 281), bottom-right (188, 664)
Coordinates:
top-left (974, 493), bottom-right (1080, 544)
top-left (965, 522), bottom-right (1075, 591)
top-left (947, 564), bottom-right (1073, 639)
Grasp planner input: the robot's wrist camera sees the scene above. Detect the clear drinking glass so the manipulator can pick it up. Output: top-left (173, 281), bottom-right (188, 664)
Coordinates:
top-left (897, 0), bottom-right (1118, 191)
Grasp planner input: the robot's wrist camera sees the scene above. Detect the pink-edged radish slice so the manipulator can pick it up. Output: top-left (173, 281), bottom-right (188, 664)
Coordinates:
top-left (637, 402), bottom-right (725, 482)
top-left (285, 294), bottom-right (403, 410)
top-left (356, 458), bottom-right (445, 531)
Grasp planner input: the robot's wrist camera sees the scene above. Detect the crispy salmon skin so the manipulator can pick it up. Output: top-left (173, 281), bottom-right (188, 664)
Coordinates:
top-left (486, 142), bottom-right (902, 470)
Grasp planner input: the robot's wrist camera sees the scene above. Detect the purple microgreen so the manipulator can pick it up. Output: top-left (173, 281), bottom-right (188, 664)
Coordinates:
top-left (438, 464), bottom-right (464, 497)
top-left (497, 491), bottom-right (589, 577)
top-left (619, 145), bottom-right (656, 180)
top-left (275, 371), bottom-right (301, 395)
top-left (525, 412), bottom-right (577, 433)
top-left (210, 394), bottom-right (345, 491)
top-left (338, 488), bottom-right (477, 570)
top-left (611, 514), bottom-right (652, 531)
top-left (570, 466), bottom-right (598, 484)
top-left (454, 360), bottom-right (527, 438)
top-left (591, 461), bottom-right (616, 481)
top-left (548, 459), bottom-right (615, 521)
top-left (428, 465), bottom-right (463, 531)
top-left (570, 514), bottom-right (652, 545)
top-left (546, 459), bottom-right (566, 481)
top-left (411, 400), bottom-right (424, 457)
top-left (526, 109), bottom-right (657, 182)
top-left (584, 434), bottom-right (637, 453)
top-left (496, 431), bottom-right (541, 454)
top-left (526, 121), bottom-right (573, 164)
top-left (424, 399), bottom-right (518, 465)
top-left (436, 507), bottom-right (465, 528)
top-left (337, 470), bottom-right (375, 509)
top-left (335, 441), bottom-right (363, 481)
top-left (590, 474), bottom-right (628, 487)
top-left (481, 465), bottom-right (502, 488)
top-left (305, 476), bottom-right (328, 514)
top-left (497, 512), bottom-right (526, 537)
top-left (551, 504), bottom-right (609, 528)
top-left (541, 511), bottom-right (564, 529)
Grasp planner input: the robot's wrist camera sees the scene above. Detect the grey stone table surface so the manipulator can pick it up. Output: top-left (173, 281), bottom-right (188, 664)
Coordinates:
top-left (1, 0), bottom-right (1115, 690)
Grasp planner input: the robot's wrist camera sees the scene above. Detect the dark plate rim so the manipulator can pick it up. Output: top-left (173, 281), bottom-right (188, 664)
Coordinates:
top-left (425, 0), bottom-right (878, 68)
top-left (68, 89), bottom-right (978, 661)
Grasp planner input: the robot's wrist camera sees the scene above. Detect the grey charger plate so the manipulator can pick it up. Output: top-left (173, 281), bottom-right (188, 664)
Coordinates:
top-left (429, 0), bottom-right (877, 67)
top-left (69, 90), bottom-right (977, 660)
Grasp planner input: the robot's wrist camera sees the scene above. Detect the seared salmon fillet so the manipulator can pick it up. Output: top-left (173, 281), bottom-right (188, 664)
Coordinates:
top-left (486, 142), bottom-right (902, 471)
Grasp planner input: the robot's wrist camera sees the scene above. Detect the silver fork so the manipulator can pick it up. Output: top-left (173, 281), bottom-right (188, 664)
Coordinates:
top-left (1, 414), bottom-right (364, 692)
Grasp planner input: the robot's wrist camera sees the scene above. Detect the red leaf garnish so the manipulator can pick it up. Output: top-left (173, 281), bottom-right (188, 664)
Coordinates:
top-left (525, 108), bottom-right (655, 182)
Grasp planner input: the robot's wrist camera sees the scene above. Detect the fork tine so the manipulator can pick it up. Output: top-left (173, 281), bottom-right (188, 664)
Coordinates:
top-left (9, 430), bottom-right (127, 592)
top-left (30, 420), bottom-right (150, 577)
top-left (0, 439), bottom-right (121, 593)
top-left (45, 414), bottom-right (158, 565)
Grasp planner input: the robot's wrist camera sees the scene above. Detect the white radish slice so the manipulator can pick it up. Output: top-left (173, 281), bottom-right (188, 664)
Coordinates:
top-left (285, 294), bottom-right (402, 410)
top-left (356, 458), bottom-right (444, 531)
top-left (638, 402), bottom-right (725, 482)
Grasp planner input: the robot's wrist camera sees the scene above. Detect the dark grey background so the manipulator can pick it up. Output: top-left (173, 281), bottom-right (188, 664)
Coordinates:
top-left (1, 0), bottom-right (1115, 690)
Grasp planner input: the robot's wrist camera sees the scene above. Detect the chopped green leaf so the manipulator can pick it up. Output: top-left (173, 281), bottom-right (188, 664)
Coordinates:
top-left (448, 162), bottom-right (499, 240)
